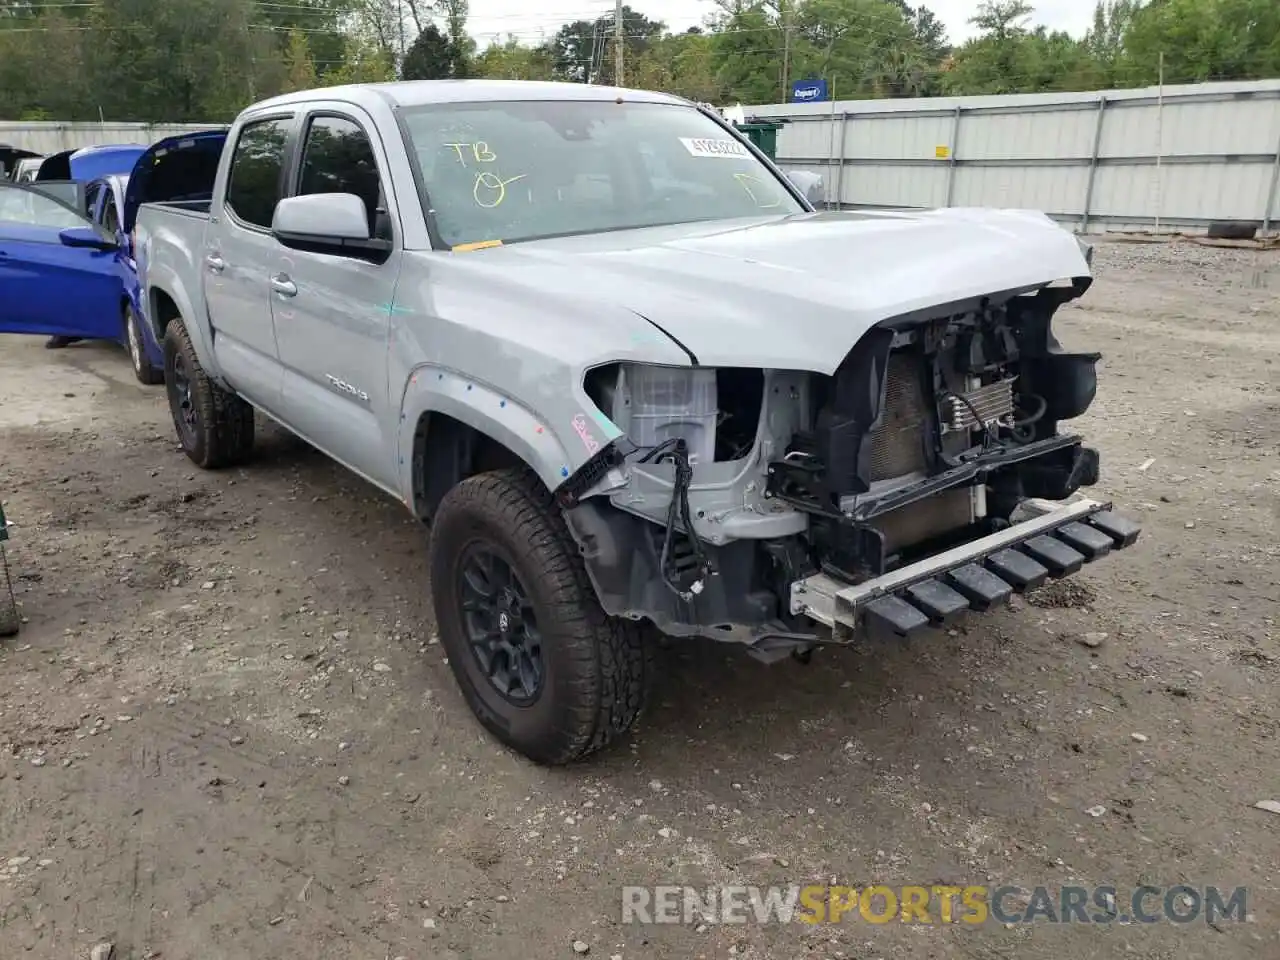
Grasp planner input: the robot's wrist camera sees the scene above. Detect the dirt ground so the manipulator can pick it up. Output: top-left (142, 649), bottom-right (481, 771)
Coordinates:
top-left (0, 238), bottom-right (1277, 960)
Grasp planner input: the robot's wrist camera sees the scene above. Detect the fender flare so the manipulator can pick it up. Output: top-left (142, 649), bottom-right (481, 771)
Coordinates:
top-left (396, 364), bottom-right (578, 508)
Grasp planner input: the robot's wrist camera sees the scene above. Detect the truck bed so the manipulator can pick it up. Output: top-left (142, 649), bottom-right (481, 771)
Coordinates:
top-left (146, 197), bottom-right (212, 217)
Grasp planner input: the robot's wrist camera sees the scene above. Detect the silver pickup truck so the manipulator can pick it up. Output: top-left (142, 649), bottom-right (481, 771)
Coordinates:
top-left (132, 79), bottom-right (1140, 765)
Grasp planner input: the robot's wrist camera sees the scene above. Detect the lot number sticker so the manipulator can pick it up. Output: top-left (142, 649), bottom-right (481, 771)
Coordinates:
top-left (680, 137), bottom-right (750, 159)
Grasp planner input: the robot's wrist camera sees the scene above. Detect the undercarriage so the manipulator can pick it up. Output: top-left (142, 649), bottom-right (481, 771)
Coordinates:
top-left (566, 278), bottom-right (1141, 659)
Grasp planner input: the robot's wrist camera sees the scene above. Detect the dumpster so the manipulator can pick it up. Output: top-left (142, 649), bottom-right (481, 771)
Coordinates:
top-left (736, 121), bottom-right (783, 161)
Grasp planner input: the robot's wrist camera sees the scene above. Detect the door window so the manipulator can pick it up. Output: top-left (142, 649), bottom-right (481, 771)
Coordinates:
top-left (102, 193), bottom-right (121, 234)
top-left (225, 117), bottom-right (292, 229)
top-left (84, 181), bottom-right (104, 220)
top-left (297, 115), bottom-right (389, 239)
top-left (0, 184), bottom-right (89, 232)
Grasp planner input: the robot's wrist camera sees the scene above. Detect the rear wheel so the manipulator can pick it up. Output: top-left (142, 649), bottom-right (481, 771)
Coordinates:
top-left (429, 469), bottom-right (653, 765)
top-left (125, 303), bottom-right (162, 385)
top-left (163, 320), bottom-right (254, 469)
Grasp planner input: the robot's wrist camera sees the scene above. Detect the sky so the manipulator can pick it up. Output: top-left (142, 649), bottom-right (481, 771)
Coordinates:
top-left (466, 0), bottom-right (1098, 47)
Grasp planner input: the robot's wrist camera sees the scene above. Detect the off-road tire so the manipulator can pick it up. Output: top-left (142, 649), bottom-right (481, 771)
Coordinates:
top-left (125, 303), bottom-right (163, 385)
top-left (429, 468), bottom-right (653, 765)
top-left (163, 320), bottom-right (254, 469)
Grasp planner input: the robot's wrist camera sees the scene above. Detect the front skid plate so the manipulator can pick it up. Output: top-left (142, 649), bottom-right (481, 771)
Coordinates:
top-left (790, 498), bottom-right (1141, 643)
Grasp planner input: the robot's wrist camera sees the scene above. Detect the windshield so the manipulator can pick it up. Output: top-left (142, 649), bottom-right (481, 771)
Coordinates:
top-left (398, 99), bottom-right (803, 248)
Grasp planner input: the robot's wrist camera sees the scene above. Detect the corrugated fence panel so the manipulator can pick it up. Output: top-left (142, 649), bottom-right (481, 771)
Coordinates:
top-left (759, 78), bottom-right (1280, 234)
top-left (952, 164), bottom-right (1090, 216)
top-left (850, 114), bottom-right (953, 161)
top-left (958, 107), bottom-right (1096, 161)
top-left (844, 163), bottom-right (949, 209)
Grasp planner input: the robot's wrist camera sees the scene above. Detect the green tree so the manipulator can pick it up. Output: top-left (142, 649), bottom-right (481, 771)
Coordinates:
top-left (709, 2), bottom-right (784, 104)
top-left (82, 0), bottom-right (275, 122)
top-left (282, 29), bottom-right (319, 93)
top-left (632, 31), bottom-right (725, 101)
top-left (472, 36), bottom-right (557, 81)
top-left (1119, 0), bottom-right (1280, 86)
top-left (401, 23), bottom-right (464, 79)
top-left (326, 35), bottom-right (397, 84)
top-left (548, 5), bottom-right (665, 83)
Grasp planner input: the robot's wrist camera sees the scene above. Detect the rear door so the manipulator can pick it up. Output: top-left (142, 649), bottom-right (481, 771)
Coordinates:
top-left (0, 183), bottom-right (125, 339)
top-left (201, 115), bottom-right (296, 409)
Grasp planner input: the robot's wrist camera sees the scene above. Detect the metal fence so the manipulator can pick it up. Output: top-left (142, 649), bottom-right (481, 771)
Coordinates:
top-left (0, 121), bottom-right (213, 156)
top-left (8, 78), bottom-right (1280, 234)
top-left (752, 78), bottom-right (1280, 235)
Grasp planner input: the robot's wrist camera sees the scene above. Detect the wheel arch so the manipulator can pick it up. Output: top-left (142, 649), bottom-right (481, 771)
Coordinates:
top-left (398, 367), bottom-right (576, 521)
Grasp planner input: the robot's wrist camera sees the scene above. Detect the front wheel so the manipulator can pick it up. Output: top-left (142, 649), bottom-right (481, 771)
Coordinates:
top-left (124, 303), bottom-right (163, 385)
top-left (429, 469), bottom-right (653, 765)
top-left (163, 320), bottom-right (254, 469)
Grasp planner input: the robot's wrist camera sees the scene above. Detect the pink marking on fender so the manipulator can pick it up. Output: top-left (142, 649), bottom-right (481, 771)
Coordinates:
top-left (571, 414), bottom-right (601, 455)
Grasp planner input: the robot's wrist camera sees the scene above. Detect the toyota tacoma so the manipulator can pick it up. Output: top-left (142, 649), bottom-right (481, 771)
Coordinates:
top-left (130, 79), bottom-right (1140, 765)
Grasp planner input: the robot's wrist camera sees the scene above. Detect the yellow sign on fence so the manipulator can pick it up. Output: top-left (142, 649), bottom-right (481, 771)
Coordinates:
top-left (935, 145), bottom-right (951, 159)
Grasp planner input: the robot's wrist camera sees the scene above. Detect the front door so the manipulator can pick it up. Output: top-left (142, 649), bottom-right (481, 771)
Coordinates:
top-left (202, 114), bottom-right (296, 410)
top-left (272, 108), bottom-right (403, 490)
top-left (0, 183), bottom-right (125, 340)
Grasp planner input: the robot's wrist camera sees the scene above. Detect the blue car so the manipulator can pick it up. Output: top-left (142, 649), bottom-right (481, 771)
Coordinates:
top-left (33, 143), bottom-right (147, 185)
top-left (84, 172), bottom-right (163, 382)
top-left (0, 131), bottom-right (225, 384)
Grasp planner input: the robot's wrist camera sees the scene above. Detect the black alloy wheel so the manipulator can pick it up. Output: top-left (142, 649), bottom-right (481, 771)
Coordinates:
top-left (457, 544), bottom-right (545, 704)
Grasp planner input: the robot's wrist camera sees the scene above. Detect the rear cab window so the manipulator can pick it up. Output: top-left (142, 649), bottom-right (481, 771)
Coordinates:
top-left (224, 116), bottom-right (293, 230)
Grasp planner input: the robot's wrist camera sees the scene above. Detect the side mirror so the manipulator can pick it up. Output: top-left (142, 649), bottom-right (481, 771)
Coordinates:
top-left (273, 193), bottom-right (370, 242)
top-left (787, 171), bottom-right (826, 207)
top-left (272, 193), bottom-right (390, 260)
top-left (59, 226), bottom-right (118, 251)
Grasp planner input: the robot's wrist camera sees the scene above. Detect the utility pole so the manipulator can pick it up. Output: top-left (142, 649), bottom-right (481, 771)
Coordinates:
top-left (614, 0), bottom-right (624, 87)
top-left (781, 0), bottom-right (793, 102)
top-left (1154, 50), bottom-right (1165, 234)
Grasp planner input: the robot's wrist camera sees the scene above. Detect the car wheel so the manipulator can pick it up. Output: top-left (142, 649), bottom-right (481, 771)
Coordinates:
top-left (125, 303), bottom-right (163, 385)
top-left (429, 468), bottom-right (653, 765)
top-left (163, 319), bottom-right (254, 469)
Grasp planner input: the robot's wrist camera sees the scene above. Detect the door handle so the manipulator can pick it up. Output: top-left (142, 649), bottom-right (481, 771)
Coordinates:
top-left (205, 253), bottom-right (225, 273)
top-left (270, 275), bottom-right (297, 298)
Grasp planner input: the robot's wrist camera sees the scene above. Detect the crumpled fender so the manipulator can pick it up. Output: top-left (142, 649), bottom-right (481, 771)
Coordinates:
top-left (395, 363), bottom-right (604, 506)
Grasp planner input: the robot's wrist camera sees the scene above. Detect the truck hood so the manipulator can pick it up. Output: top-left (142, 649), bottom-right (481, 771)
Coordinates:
top-left (447, 209), bottom-right (1091, 375)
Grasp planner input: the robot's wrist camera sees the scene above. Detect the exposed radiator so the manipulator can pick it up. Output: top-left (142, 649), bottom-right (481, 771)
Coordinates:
top-left (866, 353), bottom-right (929, 482)
top-left (865, 351), bottom-right (979, 553)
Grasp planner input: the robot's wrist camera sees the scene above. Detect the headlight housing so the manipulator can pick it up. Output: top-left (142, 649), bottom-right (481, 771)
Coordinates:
top-left (597, 363), bottom-right (719, 465)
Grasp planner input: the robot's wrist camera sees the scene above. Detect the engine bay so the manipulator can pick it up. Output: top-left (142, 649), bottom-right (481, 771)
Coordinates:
top-left (567, 281), bottom-right (1105, 646)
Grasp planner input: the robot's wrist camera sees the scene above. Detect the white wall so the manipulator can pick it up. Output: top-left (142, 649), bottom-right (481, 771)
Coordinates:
top-left (748, 79), bottom-right (1280, 235)
top-left (1, 121), bottom-right (214, 156)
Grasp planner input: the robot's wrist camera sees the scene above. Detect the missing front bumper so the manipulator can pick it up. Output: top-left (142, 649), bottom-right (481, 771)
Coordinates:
top-left (789, 497), bottom-right (1141, 643)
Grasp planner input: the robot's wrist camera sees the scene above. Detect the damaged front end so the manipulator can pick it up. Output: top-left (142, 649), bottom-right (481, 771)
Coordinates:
top-left (560, 277), bottom-right (1140, 660)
